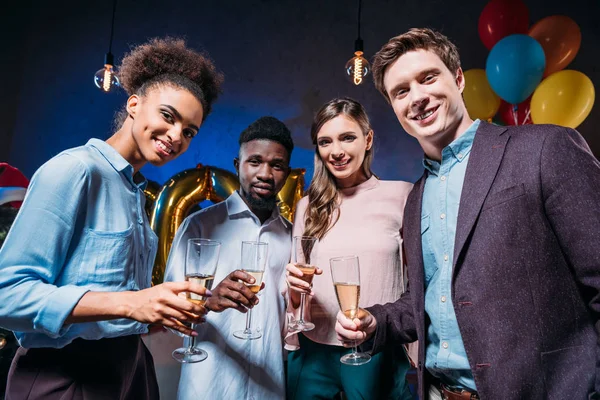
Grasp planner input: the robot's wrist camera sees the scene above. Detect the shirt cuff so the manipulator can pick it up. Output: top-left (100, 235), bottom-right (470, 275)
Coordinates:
top-left (34, 285), bottom-right (90, 337)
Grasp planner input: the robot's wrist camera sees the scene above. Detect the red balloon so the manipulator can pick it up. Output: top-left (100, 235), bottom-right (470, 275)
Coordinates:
top-left (478, 0), bottom-right (530, 50)
top-left (498, 97), bottom-right (532, 126)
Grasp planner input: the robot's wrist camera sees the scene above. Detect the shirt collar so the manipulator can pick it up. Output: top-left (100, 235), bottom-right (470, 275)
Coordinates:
top-left (423, 119), bottom-right (480, 174)
top-left (225, 191), bottom-right (284, 226)
top-left (86, 138), bottom-right (147, 189)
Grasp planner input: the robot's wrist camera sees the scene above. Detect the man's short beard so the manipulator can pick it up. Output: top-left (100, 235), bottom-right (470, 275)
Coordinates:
top-left (244, 192), bottom-right (278, 212)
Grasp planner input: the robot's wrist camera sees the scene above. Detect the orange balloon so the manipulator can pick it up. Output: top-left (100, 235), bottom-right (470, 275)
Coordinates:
top-left (529, 15), bottom-right (581, 77)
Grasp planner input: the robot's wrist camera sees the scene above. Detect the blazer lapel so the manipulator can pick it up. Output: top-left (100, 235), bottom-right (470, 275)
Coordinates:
top-left (404, 173), bottom-right (427, 311)
top-left (453, 122), bottom-right (509, 269)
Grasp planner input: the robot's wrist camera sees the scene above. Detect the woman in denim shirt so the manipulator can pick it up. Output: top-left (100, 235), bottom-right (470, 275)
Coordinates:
top-left (0, 37), bottom-right (223, 400)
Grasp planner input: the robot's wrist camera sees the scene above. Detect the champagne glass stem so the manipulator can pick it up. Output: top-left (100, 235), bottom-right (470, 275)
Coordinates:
top-left (298, 292), bottom-right (307, 323)
top-left (244, 308), bottom-right (253, 333)
top-left (352, 339), bottom-right (358, 356)
top-left (187, 323), bottom-right (196, 353)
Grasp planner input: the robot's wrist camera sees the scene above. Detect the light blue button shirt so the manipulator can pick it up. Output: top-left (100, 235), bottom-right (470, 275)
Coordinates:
top-left (0, 139), bottom-right (157, 348)
top-left (421, 120), bottom-right (480, 389)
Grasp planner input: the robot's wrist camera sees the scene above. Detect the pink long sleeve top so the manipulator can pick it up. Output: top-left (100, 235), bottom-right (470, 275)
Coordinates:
top-left (285, 176), bottom-right (413, 349)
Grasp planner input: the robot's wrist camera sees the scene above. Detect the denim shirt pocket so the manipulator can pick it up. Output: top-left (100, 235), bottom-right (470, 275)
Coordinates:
top-left (79, 223), bottom-right (135, 290)
top-left (420, 214), bottom-right (436, 283)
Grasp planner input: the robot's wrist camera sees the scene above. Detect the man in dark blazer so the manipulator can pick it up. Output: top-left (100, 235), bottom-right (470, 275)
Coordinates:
top-left (335, 28), bottom-right (600, 400)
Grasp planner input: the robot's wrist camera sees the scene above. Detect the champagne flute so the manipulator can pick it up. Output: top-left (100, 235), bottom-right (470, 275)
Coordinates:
top-left (289, 236), bottom-right (318, 332)
top-left (233, 241), bottom-right (268, 340)
top-left (172, 238), bottom-right (221, 363)
top-left (330, 255), bottom-right (371, 366)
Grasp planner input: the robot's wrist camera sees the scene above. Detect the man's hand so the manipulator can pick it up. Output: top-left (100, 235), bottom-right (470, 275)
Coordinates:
top-left (205, 270), bottom-right (263, 313)
top-left (335, 308), bottom-right (377, 348)
top-left (121, 281), bottom-right (210, 337)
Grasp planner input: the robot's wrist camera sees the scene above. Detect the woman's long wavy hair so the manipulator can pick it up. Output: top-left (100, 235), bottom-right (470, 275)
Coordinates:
top-left (303, 97), bottom-right (374, 240)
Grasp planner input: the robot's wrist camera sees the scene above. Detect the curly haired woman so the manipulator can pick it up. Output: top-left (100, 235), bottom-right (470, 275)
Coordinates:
top-left (0, 37), bottom-right (223, 400)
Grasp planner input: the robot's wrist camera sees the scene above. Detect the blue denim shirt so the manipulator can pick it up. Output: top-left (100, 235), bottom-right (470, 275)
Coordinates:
top-left (421, 120), bottom-right (480, 389)
top-left (0, 139), bottom-right (157, 348)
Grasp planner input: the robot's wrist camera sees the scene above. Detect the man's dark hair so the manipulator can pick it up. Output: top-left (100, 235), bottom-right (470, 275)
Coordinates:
top-left (372, 28), bottom-right (461, 103)
top-left (238, 116), bottom-right (294, 158)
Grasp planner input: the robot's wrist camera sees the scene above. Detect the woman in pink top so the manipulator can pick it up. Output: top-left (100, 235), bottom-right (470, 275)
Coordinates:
top-left (285, 97), bottom-right (414, 399)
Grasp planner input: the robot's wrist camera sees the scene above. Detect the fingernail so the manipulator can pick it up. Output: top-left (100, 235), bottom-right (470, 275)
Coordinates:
top-left (191, 331), bottom-right (198, 337)
top-left (205, 289), bottom-right (212, 297)
top-left (250, 278), bottom-right (256, 283)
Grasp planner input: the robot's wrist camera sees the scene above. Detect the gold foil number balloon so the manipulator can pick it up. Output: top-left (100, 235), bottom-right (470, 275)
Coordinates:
top-left (142, 179), bottom-right (162, 219)
top-left (277, 168), bottom-right (305, 222)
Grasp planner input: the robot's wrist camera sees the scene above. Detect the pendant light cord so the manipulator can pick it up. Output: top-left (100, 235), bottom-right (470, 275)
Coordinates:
top-left (357, 0), bottom-right (362, 40)
top-left (108, 0), bottom-right (117, 53)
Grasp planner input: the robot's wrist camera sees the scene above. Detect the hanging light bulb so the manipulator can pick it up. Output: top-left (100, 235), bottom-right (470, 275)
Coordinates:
top-left (94, 0), bottom-right (120, 93)
top-left (345, 39), bottom-right (370, 85)
top-left (345, 0), bottom-right (369, 86)
top-left (94, 53), bottom-right (120, 92)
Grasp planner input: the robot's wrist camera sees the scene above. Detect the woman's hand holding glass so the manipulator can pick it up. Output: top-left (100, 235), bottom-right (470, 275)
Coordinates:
top-left (172, 238), bottom-right (221, 363)
top-left (126, 281), bottom-right (210, 337)
top-left (287, 236), bottom-right (320, 332)
top-left (334, 307), bottom-right (377, 347)
top-left (330, 255), bottom-right (371, 365)
top-left (286, 264), bottom-right (323, 299)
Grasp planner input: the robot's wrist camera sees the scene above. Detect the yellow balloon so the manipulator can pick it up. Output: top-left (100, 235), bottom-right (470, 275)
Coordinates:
top-left (463, 69), bottom-right (501, 120)
top-left (531, 70), bottom-right (595, 128)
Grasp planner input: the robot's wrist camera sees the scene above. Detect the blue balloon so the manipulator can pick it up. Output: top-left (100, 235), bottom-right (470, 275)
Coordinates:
top-left (486, 34), bottom-right (546, 105)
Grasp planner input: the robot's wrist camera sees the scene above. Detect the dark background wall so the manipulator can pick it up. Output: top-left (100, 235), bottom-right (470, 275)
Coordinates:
top-left (2, 0), bottom-right (599, 187)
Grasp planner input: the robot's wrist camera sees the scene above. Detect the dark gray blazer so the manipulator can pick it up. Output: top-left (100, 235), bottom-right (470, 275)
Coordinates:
top-left (367, 122), bottom-right (600, 400)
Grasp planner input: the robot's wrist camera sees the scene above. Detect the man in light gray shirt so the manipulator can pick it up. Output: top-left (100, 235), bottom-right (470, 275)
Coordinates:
top-left (165, 116), bottom-right (294, 400)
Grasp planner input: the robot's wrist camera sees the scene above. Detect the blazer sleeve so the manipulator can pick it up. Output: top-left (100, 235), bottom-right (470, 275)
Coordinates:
top-left (540, 127), bottom-right (600, 395)
top-left (365, 281), bottom-right (418, 355)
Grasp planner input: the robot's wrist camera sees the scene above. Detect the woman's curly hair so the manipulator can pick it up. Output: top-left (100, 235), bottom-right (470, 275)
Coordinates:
top-left (118, 37), bottom-right (223, 121)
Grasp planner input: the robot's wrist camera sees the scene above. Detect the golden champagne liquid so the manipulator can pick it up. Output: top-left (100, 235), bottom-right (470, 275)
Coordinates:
top-left (334, 282), bottom-right (360, 319)
top-left (186, 274), bottom-right (215, 306)
top-left (297, 264), bottom-right (316, 284)
top-left (243, 270), bottom-right (264, 293)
